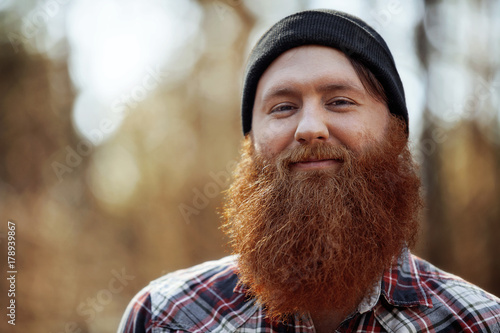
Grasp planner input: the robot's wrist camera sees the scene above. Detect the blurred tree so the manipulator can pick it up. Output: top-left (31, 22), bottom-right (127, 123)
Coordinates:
top-left (417, 0), bottom-right (500, 295)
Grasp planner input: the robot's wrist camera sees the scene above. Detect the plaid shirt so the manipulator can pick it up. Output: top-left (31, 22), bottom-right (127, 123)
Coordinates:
top-left (118, 249), bottom-right (500, 332)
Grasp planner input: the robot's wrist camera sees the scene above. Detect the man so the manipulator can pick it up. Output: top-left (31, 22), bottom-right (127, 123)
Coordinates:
top-left (119, 9), bottom-right (500, 332)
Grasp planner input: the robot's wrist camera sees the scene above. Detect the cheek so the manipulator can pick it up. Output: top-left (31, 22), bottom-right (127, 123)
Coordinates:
top-left (252, 125), bottom-right (293, 157)
top-left (342, 114), bottom-right (389, 152)
top-left (329, 116), bottom-right (387, 152)
top-left (365, 111), bottom-right (390, 143)
top-left (338, 129), bottom-right (364, 152)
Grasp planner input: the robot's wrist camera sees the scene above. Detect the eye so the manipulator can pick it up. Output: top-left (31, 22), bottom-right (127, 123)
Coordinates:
top-left (327, 98), bottom-right (357, 109)
top-left (270, 104), bottom-right (297, 114)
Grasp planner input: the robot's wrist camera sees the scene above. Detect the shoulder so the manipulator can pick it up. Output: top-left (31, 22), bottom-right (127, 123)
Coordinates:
top-left (414, 255), bottom-right (500, 316)
top-left (118, 256), bottom-right (241, 333)
top-left (147, 255), bottom-right (240, 309)
top-left (118, 285), bottom-right (153, 333)
top-left (136, 255), bottom-right (257, 332)
top-left (118, 256), bottom-right (247, 333)
top-left (380, 253), bottom-right (500, 332)
top-left (150, 255), bottom-right (239, 289)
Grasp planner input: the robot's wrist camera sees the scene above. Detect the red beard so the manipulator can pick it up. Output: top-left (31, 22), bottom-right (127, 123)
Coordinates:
top-left (222, 116), bottom-right (422, 320)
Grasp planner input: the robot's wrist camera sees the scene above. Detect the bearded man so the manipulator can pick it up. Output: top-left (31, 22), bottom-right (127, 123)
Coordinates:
top-left (119, 9), bottom-right (500, 333)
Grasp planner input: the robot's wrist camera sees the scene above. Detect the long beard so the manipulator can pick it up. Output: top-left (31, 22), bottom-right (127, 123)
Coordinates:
top-left (222, 117), bottom-right (422, 320)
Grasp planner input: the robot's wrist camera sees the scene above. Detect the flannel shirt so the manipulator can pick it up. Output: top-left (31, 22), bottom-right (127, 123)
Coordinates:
top-left (118, 249), bottom-right (500, 332)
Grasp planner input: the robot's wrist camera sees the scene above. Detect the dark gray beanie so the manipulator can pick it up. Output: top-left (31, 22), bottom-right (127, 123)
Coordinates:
top-left (241, 9), bottom-right (407, 135)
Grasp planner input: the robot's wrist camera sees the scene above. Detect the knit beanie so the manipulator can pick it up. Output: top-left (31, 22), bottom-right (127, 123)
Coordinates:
top-left (241, 9), bottom-right (408, 135)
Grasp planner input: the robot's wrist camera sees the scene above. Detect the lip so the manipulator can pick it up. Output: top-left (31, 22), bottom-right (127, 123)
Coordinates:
top-left (291, 158), bottom-right (342, 171)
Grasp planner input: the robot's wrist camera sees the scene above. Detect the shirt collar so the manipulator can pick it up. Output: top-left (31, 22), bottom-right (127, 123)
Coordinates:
top-left (234, 248), bottom-right (433, 311)
top-left (233, 275), bottom-right (248, 294)
top-left (380, 248), bottom-right (433, 308)
top-left (357, 278), bottom-right (382, 314)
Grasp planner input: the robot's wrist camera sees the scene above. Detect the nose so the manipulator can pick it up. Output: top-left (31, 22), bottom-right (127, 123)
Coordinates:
top-left (294, 105), bottom-right (329, 144)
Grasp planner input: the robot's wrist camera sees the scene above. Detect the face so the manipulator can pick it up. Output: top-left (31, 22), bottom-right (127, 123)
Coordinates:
top-left (226, 45), bottom-right (420, 317)
top-left (223, 117), bottom-right (421, 318)
top-left (251, 45), bottom-right (390, 172)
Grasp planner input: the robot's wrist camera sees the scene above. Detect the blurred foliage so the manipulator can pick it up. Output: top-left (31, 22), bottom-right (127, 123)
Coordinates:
top-left (0, 0), bottom-right (498, 332)
top-left (417, 0), bottom-right (500, 295)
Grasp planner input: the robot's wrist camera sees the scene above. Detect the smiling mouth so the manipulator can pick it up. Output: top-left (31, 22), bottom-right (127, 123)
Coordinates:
top-left (291, 158), bottom-right (343, 170)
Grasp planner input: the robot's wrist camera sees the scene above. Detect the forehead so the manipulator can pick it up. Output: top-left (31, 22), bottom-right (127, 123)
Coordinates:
top-left (256, 45), bottom-right (365, 97)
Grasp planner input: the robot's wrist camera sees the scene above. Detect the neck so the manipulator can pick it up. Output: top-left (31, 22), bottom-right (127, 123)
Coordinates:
top-left (310, 310), bottom-right (346, 333)
top-left (309, 300), bottom-right (360, 333)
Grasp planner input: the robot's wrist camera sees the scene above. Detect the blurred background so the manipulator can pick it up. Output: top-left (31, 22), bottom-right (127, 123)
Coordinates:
top-left (0, 0), bottom-right (499, 331)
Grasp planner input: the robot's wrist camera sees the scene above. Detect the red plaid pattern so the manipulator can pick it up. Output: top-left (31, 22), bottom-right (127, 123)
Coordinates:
top-left (118, 249), bottom-right (500, 332)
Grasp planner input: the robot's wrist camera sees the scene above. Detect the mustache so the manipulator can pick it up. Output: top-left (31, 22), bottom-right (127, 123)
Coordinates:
top-left (275, 142), bottom-right (354, 171)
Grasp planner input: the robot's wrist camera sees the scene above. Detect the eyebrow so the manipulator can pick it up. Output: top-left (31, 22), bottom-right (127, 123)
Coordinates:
top-left (260, 81), bottom-right (366, 105)
top-left (316, 82), bottom-right (365, 94)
